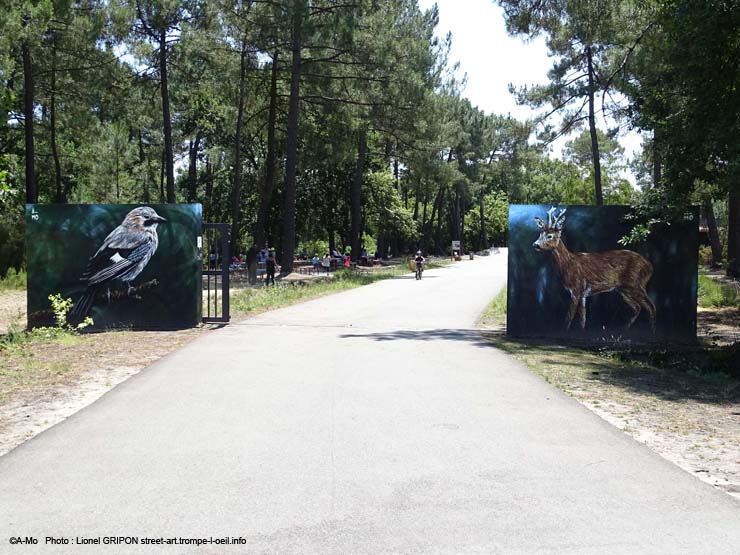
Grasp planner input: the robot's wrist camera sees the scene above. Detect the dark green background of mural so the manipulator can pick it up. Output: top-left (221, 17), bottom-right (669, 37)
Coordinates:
top-left (26, 204), bottom-right (202, 330)
top-left (507, 205), bottom-right (698, 342)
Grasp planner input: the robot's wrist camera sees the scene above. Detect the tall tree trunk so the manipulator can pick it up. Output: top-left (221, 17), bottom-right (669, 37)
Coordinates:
top-left (115, 140), bottom-right (120, 202)
top-left (327, 224), bottom-right (335, 253)
top-left (586, 45), bottom-right (603, 205)
top-left (350, 128), bottom-right (366, 262)
top-left (652, 129), bottom-right (661, 189)
top-left (421, 195), bottom-right (428, 232)
top-left (159, 29), bottom-right (175, 203)
top-left (23, 42), bottom-right (36, 204)
top-left (436, 191), bottom-right (449, 253)
top-left (479, 194), bottom-right (487, 250)
top-left (231, 40), bottom-right (248, 253)
top-left (728, 188), bottom-right (740, 277)
top-left (703, 197), bottom-right (722, 267)
top-left (50, 37), bottom-right (64, 203)
top-left (460, 194), bottom-right (465, 254)
top-left (139, 131), bottom-right (150, 202)
top-left (280, 17), bottom-right (302, 275)
top-left (412, 181), bottom-right (420, 221)
top-left (204, 155), bottom-right (213, 219)
top-left (187, 134), bottom-right (201, 203)
top-left (423, 187), bottom-right (440, 250)
top-left (452, 186), bottom-right (461, 242)
top-left (255, 50), bottom-right (279, 247)
top-left (159, 148), bottom-right (165, 203)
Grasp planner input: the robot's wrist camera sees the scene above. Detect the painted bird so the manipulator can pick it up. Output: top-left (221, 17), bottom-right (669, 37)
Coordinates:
top-left (70, 206), bottom-right (167, 320)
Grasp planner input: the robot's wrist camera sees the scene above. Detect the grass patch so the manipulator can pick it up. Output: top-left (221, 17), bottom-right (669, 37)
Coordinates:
top-left (0, 325), bottom-right (82, 405)
top-left (230, 265), bottom-right (409, 316)
top-left (0, 268), bottom-right (26, 291)
top-left (478, 283), bottom-right (507, 328)
top-left (488, 336), bottom-right (740, 402)
top-left (425, 258), bottom-right (454, 270)
top-left (698, 275), bottom-right (740, 308)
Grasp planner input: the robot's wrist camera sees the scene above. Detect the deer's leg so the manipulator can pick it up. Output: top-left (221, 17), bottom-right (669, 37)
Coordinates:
top-left (578, 295), bottom-right (588, 329)
top-left (634, 288), bottom-right (657, 333)
top-left (565, 291), bottom-right (580, 330)
top-left (619, 289), bottom-right (642, 328)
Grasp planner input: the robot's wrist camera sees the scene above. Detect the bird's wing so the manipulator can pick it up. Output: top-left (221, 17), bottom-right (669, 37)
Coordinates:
top-left (81, 228), bottom-right (155, 286)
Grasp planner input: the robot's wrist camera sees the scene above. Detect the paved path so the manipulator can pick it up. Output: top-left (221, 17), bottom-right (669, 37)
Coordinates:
top-left (2, 253), bottom-right (739, 554)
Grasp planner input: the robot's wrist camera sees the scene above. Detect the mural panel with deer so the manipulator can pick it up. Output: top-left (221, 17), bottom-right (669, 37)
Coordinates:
top-left (507, 205), bottom-right (698, 342)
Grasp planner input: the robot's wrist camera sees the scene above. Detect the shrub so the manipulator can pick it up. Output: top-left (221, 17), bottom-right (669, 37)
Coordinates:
top-left (698, 275), bottom-right (740, 308)
top-left (0, 267), bottom-right (25, 290)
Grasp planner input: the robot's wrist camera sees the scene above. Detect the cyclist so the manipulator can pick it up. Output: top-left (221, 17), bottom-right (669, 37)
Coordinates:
top-left (414, 250), bottom-right (425, 280)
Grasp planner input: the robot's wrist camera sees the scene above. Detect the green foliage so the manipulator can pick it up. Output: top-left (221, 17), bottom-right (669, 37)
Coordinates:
top-left (299, 239), bottom-right (329, 258)
top-left (366, 171), bottom-right (419, 243)
top-left (698, 276), bottom-right (740, 308)
top-left (46, 293), bottom-right (93, 331)
top-left (617, 223), bottom-right (653, 246)
top-left (698, 246), bottom-right (714, 268)
top-left (464, 190), bottom-right (508, 251)
top-left (0, 267), bottom-right (26, 291)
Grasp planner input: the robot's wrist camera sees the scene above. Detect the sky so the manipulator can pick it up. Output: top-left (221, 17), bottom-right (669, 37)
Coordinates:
top-left (416, 0), bottom-right (643, 181)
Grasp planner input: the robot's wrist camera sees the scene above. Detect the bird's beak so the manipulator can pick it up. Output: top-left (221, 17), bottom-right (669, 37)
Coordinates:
top-left (153, 215), bottom-right (167, 223)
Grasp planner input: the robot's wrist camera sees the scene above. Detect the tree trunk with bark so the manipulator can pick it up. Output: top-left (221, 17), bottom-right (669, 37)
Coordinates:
top-left (255, 50), bottom-right (279, 247)
top-left (479, 193), bottom-right (487, 250)
top-left (652, 129), bottom-right (661, 189)
top-left (139, 131), bottom-right (150, 202)
top-left (23, 42), bottom-right (36, 204)
top-left (728, 188), bottom-right (740, 277)
top-left (159, 29), bottom-right (175, 203)
top-left (586, 46), bottom-right (603, 205)
top-left (280, 18), bottom-right (302, 275)
top-left (159, 148), bottom-right (165, 203)
top-left (50, 37), bottom-right (64, 203)
top-left (704, 197), bottom-right (723, 267)
top-left (187, 135), bottom-right (201, 203)
top-left (231, 41), bottom-right (248, 253)
top-left (350, 128), bottom-right (366, 262)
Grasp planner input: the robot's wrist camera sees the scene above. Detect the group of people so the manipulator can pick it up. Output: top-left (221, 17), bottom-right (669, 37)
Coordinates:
top-left (310, 246), bottom-right (354, 273)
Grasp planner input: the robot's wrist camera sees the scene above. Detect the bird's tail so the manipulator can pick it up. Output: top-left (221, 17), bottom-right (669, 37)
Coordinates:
top-left (69, 290), bottom-right (95, 324)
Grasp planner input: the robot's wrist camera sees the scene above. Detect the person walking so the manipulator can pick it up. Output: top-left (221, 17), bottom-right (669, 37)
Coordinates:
top-left (265, 250), bottom-right (277, 286)
top-left (246, 242), bottom-right (259, 285)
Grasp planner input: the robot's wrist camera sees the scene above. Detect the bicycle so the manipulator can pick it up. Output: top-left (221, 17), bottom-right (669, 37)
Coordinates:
top-left (415, 262), bottom-right (423, 280)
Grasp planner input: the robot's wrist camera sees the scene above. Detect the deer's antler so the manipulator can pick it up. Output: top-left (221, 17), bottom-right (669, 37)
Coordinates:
top-left (546, 206), bottom-right (566, 229)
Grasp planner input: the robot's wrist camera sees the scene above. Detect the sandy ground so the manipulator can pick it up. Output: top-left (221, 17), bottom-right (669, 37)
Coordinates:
top-left (0, 315), bottom-right (207, 456)
top-left (579, 393), bottom-right (740, 500)
top-left (0, 290), bottom-right (25, 334)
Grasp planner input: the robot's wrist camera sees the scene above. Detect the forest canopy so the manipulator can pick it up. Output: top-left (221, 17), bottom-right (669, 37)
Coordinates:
top-left (1, 0), bottom-right (738, 276)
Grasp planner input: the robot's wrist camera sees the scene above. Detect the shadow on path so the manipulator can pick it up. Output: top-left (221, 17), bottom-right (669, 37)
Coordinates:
top-left (339, 328), bottom-right (498, 348)
top-left (390, 275), bottom-right (440, 280)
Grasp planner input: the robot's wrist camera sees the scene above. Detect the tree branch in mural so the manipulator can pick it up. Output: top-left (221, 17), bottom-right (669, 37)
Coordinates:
top-left (70, 207), bottom-right (167, 321)
top-left (533, 207), bottom-right (656, 332)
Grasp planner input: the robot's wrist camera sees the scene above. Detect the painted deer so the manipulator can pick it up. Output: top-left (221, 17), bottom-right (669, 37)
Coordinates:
top-left (533, 207), bottom-right (656, 332)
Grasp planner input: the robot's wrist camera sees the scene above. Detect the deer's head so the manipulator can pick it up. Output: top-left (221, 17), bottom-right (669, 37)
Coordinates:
top-left (533, 207), bottom-right (566, 250)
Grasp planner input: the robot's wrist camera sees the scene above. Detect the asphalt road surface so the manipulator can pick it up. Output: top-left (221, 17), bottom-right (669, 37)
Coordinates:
top-left (2, 252), bottom-right (739, 554)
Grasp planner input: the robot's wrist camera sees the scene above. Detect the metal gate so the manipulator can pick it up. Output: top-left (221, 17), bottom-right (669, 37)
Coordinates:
top-left (202, 223), bottom-right (230, 323)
